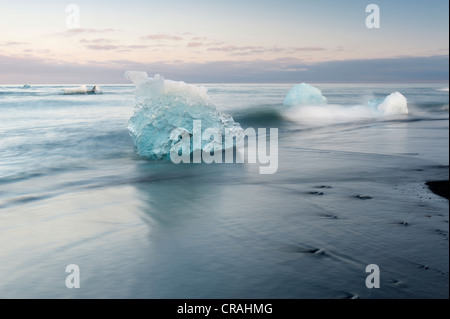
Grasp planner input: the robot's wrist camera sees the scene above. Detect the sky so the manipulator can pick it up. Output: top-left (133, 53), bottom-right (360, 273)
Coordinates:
top-left (0, 0), bottom-right (448, 83)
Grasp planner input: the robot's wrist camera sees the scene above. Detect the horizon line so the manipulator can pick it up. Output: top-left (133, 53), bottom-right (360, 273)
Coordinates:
top-left (1, 80), bottom-right (449, 86)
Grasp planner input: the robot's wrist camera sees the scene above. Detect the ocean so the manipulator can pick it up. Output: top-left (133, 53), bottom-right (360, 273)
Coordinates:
top-left (0, 82), bottom-right (448, 298)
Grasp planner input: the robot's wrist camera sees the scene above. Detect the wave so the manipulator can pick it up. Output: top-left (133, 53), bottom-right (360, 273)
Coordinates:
top-left (277, 87), bottom-right (410, 127)
top-left (236, 105), bottom-right (446, 130)
top-left (283, 104), bottom-right (376, 124)
top-left (231, 101), bottom-right (444, 131)
top-left (410, 102), bottom-right (449, 113)
top-left (282, 83), bottom-right (409, 121)
top-left (231, 104), bottom-right (286, 127)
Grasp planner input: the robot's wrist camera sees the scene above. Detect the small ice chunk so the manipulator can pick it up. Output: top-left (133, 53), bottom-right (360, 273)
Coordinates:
top-left (369, 92), bottom-right (408, 115)
top-left (283, 83), bottom-right (327, 106)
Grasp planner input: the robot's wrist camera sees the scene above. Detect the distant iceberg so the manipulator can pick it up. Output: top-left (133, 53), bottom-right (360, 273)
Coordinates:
top-left (283, 83), bottom-right (327, 106)
top-left (63, 85), bottom-right (88, 95)
top-left (126, 71), bottom-right (243, 159)
top-left (63, 85), bottom-right (102, 95)
top-left (368, 92), bottom-right (408, 115)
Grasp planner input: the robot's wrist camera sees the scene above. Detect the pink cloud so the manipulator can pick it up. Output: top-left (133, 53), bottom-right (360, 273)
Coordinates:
top-left (64, 28), bottom-right (116, 35)
top-left (187, 42), bottom-right (203, 48)
top-left (126, 45), bottom-right (149, 49)
top-left (2, 41), bottom-right (28, 46)
top-left (206, 44), bottom-right (325, 55)
top-left (80, 38), bottom-right (115, 44)
top-left (84, 43), bottom-right (149, 51)
top-left (291, 47), bottom-right (325, 51)
top-left (85, 44), bottom-right (120, 50)
top-left (141, 34), bottom-right (183, 41)
top-left (207, 45), bottom-right (263, 52)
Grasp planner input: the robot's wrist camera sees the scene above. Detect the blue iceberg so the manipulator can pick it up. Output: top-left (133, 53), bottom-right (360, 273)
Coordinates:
top-left (126, 71), bottom-right (243, 159)
top-left (283, 83), bottom-right (327, 106)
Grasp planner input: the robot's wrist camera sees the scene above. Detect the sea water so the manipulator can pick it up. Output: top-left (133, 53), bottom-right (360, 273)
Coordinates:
top-left (0, 82), bottom-right (448, 298)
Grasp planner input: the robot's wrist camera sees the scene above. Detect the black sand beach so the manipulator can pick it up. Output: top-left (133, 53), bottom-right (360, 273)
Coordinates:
top-left (426, 180), bottom-right (449, 200)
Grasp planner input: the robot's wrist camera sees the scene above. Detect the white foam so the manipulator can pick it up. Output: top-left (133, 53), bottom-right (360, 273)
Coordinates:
top-left (283, 91), bottom-right (408, 125)
top-left (63, 85), bottom-right (87, 95)
top-left (283, 104), bottom-right (374, 125)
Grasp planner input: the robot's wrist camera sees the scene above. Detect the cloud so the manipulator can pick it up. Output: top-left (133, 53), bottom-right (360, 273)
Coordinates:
top-left (84, 44), bottom-right (120, 50)
top-left (186, 34), bottom-right (326, 56)
top-left (206, 45), bottom-right (279, 56)
top-left (291, 47), bottom-right (325, 52)
top-left (0, 54), bottom-right (448, 84)
top-left (184, 32), bottom-right (327, 56)
top-left (0, 54), bottom-right (123, 84)
top-left (94, 55), bottom-right (450, 83)
top-left (126, 45), bottom-right (149, 49)
top-left (205, 45), bottom-right (325, 56)
top-left (187, 42), bottom-right (203, 48)
top-left (141, 34), bottom-right (183, 41)
top-left (1, 41), bottom-right (28, 46)
top-left (61, 28), bottom-right (116, 36)
top-left (79, 38), bottom-right (115, 44)
top-left (83, 43), bottom-right (149, 51)
top-left (207, 45), bottom-right (263, 52)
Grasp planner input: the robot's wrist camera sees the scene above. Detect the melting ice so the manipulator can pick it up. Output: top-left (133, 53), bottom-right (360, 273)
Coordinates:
top-left (126, 71), bottom-right (243, 159)
top-left (368, 92), bottom-right (409, 115)
top-left (283, 83), bottom-right (327, 106)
